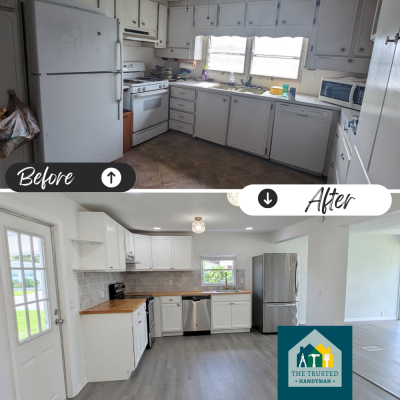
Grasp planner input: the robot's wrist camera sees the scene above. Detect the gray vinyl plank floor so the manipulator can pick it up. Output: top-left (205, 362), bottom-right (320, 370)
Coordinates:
top-left (72, 331), bottom-right (397, 400)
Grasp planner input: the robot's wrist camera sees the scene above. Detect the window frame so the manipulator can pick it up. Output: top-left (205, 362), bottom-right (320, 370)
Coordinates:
top-left (201, 255), bottom-right (236, 287)
top-left (206, 36), bottom-right (306, 82)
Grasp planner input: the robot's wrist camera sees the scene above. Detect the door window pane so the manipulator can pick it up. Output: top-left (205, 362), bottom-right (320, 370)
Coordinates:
top-left (29, 303), bottom-right (40, 336)
top-left (39, 301), bottom-right (50, 332)
top-left (21, 234), bottom-right (33, 268)
top-left (16, 305), bottom-right (29, 341)
top-left (32, 236), bottom-right (43, 268)
top-left (35, 269), bottom-right (48, 300)
top-left (7, 231), bottom-right (20, 268)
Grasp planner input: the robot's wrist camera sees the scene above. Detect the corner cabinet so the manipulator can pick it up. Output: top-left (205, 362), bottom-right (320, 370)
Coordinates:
top-left (155, 4), bottom-right (167, 48)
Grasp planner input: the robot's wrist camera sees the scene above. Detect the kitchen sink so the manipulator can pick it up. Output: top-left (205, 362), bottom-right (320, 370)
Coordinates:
top-left (213, 84), bottom-right (267, 95)
top-left (214, 290), bottom-right (243, 293)
top-left (213, 84), bottom-right (239, 92)
top-left (236, 88), bottom-right (267, 95)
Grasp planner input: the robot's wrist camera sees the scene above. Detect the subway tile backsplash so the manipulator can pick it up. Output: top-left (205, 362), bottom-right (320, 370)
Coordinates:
top-left (77, 269), bottom-right (245, 311)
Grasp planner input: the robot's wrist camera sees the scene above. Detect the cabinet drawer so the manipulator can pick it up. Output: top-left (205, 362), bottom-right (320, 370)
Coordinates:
top-left (171, 87), bottom-right (196, 100)
top-left (170, 98), bottom-right (195, 113)
top-left (161, 296), bottom-right (182, 304)
top-left (132, 303), bottom-right (147, 324)
top-left (169, 119), bottom-right (193, 134)
top-left (211, 294), bottom-right (251, 302)
top-left (336, 131), bottom-right (352, 184)
top-left (170, 110), bottom-right (195, 125)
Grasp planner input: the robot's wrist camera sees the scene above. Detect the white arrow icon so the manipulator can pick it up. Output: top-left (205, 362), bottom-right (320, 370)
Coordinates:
top-left (264, 192), bottom-right (273, 205)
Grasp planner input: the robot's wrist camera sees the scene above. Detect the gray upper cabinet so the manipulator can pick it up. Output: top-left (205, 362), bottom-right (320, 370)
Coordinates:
top-left (353, 0), bottom-right (378, 57)
top-left (278, 0), bottom-right (316, 27)
top-left (246, 1), bottom-right (278, 28)
top-left (168, 6), bottom-right (193, 48)
top-left (314, 0), bottom-right (359, 56)
top-left (218, 2), bottom-right (246, 28)
top-left (195, 4), bottom-right (218, 28)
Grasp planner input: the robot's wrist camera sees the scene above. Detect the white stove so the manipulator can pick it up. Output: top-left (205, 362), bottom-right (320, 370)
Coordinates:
top-left (123, 61), bottom-right (169, 147)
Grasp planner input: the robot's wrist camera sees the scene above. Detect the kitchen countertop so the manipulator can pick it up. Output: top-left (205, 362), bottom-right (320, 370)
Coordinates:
top-left (169, 80), bottom-right (341, 111)
top-left (80, 298), bottom-right (146, 314)
top-left (125, 290), bottom-right (252, 296)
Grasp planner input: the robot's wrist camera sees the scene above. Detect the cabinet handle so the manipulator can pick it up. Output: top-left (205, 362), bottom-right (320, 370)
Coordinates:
top-left (178, 115), bottom-right (184, 118)
top-left (234, 100), bottom-right (238, 103)
top-left (138, 320), bottom-right (142, 323)
top-left (187, 42), bottom-right (190, 45)
top-left (282, 20), bottom-right (286, 24)
top-left (336, 133), bottom-right (339, 138)
top-left (178, 104), bottom-right (184, 106)
top-left (249, 21), bottom-right (253, 25)
top-left (340, 153), bottom-right (345, 160)
top-left (348, 59), bottom-right (353, 63)
top-left (237, 21), bottom-right (241, 25)
top-left (171, 49), bottom-right (174, 52)
top-left (177, 304), bottom-right (180, 307)
top-left (385, 33), bottom-right (399, 45)
top-left (341, 48), bottom-right (345, 52)
top-left (160, 40), bottom-right (162, 43)
top-left (330, 162), bottom-right (334, 168)
top-left (110, 266), bottom-right (113, 269)
top-left (223, 99), bottom-right (227, 102)
top-left (142, 22), bottom-right (145, 25)
top-left (133, 20), bottom-right (136, 24)
top-left (211, 21), bottom-right (214, 25)
top-left (169, 299), bottom-right (173, 301)
top-left (359, 47), bottom-right (364, 52)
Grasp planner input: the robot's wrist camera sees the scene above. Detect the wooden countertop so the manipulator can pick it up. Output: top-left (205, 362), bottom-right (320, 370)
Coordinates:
top-left (125, 290), bottom-right (252, 296)
top-left (80, 299), bottom-right (146, 314)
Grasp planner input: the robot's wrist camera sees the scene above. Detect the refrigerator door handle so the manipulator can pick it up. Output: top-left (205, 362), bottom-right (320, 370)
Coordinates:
top-left (117, 19), bottom-right (123, 120)
top-left (266, 303), bottom-right (297, 307)
top-left (294, 261), bottom-right (298, 294)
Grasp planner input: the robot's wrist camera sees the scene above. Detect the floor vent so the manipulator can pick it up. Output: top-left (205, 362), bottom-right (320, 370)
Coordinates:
top-left (361, 346), bottom-right (383, 352)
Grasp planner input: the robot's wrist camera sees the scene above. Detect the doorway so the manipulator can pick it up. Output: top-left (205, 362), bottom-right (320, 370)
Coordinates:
top-left (0, 211), bottom-right (66, 400)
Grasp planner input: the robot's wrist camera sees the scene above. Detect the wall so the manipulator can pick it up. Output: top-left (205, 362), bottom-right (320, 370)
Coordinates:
top-left (345, 234), bottom-right (400, 321)
top-left (124, 41), bottom-right (162, 71)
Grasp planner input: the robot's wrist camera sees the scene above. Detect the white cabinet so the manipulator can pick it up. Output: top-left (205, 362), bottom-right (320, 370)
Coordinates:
top-left (116, 0), bottom-right (139, 29)
top-left (134, 234), bottom-right (153, 270)
top-left (125, 229), bottom-right (135, 255)
top-left (218, 2), bottom-right (245, 28)
top-left (278, 0), bottom-right (316, 27)
top-left (195, 91), bottom-right (230, 146)
top-left (227, 96), bottom-right (272, 156)
top-left (162, 300), bottom-right (183, 332)
top-left (117, 224), bottom-right (126, 270)
top-left (155, 4), bottom-right (167, 48)
top-left (314, 0), bottom-right (359, 56)
top-left (354, 0), bottom-right (378, 57)
top-left (168, 6), bottom-right (193, 48)
top-left (139, 0), bottom-right (158, 32)
top-left (211, 294), bottom-right (251, 331)
top-left (106, 217), bottom-right (121, 270)
top-left (195, 4), bottom-right (217, 28)
top-left (246, 1), bottom-right (278, 28)
top-left (172, 237), bottom-right (192, 271)
top-left (151, 237), bottom-right (173, 270)
top-left (133, 312), bottom-right (147, 368)
top-left (98, 0), bottom-right (114, 17)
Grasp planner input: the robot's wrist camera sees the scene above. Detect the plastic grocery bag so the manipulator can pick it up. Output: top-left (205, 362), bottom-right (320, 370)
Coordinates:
top-left (0, 90), bottom-right (40, 158)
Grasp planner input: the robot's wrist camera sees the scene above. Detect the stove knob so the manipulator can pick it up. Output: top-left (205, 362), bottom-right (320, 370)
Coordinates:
top-left (163, 84), bottom-right (166, 88)
top-left (159, 84), bottom-right (162, 89)
top-left (143, 87), bottom-right (146, 91)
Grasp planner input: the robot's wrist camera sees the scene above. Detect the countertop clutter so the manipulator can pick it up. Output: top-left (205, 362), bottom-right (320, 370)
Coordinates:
top-left (80, 298), bottom-right (146, 314)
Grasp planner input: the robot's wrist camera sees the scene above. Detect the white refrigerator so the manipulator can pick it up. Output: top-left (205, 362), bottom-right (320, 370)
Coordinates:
top-left (24, 0), bottom-right (123, 163)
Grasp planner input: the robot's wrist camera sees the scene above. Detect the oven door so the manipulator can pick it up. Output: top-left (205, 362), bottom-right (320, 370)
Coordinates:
top-left (319, 80), bottom-right (353, 107)
top-left (132, 89), bottom-right (169, 133)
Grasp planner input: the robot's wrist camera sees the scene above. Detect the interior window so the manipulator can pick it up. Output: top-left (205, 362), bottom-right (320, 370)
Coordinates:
top-left (207, 36), bottom-right (247, 74)
top-left (201, 256), bottom-right (236, 286)
top-left (250, 37), bottom-right (304, 80)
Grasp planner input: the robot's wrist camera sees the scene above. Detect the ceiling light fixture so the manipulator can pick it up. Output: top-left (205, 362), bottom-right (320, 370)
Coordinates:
top-left (153, 227), bottom-right (161, 230)
top-left (192, 217), bottom-right (205, 234)
top-left (246, 227), bottom-right (253, 230)
top-left (227, 192), bottom-right (240, 207)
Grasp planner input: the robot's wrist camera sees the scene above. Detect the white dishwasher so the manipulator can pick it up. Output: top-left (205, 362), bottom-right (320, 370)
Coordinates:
top-left (270, 102), bottom-right (334, 174)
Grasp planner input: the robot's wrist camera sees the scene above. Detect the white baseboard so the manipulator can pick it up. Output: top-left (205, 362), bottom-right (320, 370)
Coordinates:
top-left (71, 377), bottom-right (88, 397)
top-left (299, 320), bottom-right (306, 325)
top-left (344, 316), bottom-right (398, 322)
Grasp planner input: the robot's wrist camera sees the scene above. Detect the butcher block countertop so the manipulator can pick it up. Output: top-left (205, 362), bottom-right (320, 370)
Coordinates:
top-left (125, 290), bottom-right (252, 296)
top-left (80, 299), bottom-right (146, 314)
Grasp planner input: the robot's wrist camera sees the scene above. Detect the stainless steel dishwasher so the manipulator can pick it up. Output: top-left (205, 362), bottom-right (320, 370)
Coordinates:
top-left (182, 295), bottom-right (211, 334)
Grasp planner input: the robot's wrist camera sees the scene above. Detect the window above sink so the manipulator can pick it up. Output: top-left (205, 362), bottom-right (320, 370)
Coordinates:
top-left (201, 255), bottom-right (236, 286)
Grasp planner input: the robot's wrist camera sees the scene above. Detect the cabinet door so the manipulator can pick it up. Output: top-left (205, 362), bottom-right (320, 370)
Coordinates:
top-left (141, 313), bottom-right (148, 349)
top-left (133, 320), bottom-right (142, 368)
top-left (195, 4), bottom-right (217, 28)
top-left (195, 91), bottom-right (230, 145)
top-left (172, 237), bottom-right (192, 270)
top-left (128, 232), bottom-right (135, 254)
top-left (151, 237), bottom-right (173, 270)
top-left (155, 4), bottom-right (167, 48)
top-left (106, 217), bottom-right (120, 271)
top-left (218, 2), bottom-right (245, 28)
top-left (140, 0), bottom-right (158, 31)
top-left (227, 97), bottom-right (272, 155)
top-left (168, 6), bottom-right (193, 48)
top-left (246, 1), bottom-right (278, 27)
top-left (116, 0), bottom-right (139, 29)
top-left (124, 229), bottom-right (130, 253)
top-left (162, 304), bottom-right (183, 332)
top-left (117, 224), bottom-right (126, 270)
top-left (231, 302), bottom-right (251, 329)
top-left (315, 0), bottom-right (359, 55)
top-left (278, 0), bottom-right (316, 27)
top-left (211, 302), bottom-right (232, 330)
top-left (134, 234), bottom-right (153, 270)
top-left (99, 0), bottom-right (114, 17)
top-left (353, 0), bottom-right (378, 56)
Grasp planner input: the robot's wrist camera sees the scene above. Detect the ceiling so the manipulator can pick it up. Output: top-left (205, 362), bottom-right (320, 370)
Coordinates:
top-left (65, 193), bottom-right (311, 233)
top-left (350, 210), bottom-right (400, 235)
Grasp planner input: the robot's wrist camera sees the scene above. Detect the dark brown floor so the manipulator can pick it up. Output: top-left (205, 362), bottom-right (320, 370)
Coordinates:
top-left (115, 130), bottom-right (326, 189)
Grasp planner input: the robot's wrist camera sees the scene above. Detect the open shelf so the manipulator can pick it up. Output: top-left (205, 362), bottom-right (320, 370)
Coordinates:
top-left (71, 239), bottom-right (104, 245)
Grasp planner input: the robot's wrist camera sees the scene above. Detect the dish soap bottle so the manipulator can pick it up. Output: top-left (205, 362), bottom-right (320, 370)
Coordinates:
top-left (201, 65), bottom-right (208, 81)
top-left (229, 72), bottom-right (235, 86)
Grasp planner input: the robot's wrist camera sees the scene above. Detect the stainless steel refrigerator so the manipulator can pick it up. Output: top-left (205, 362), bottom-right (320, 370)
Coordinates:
top-left (252, 253), bottom-right (299, 333)
top-left (23, 0), bottom-right (123, 163)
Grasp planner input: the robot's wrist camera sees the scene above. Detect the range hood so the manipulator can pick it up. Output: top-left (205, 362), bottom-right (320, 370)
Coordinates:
top-left (123, 27), bottom-right (158, 43)
top-left (125, 253), bottom-right (140, 264)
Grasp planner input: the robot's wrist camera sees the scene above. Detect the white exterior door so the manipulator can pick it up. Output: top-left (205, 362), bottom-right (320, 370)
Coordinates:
top-left (172, 237), bottom-right (192, 271)
top-left (162, 304), bottom-right (182, 332)
top-left (315, 0), bottom-right (359, 55)
top-left (246, 1), bottom-right (277, 27)
top-left (231, 302), bottom-right (251, 328)
top-left (151, 237), bottom-right (173, 270)
top-left (168, 6), bottom-right (193, 48)
top-left (140, 0), bottom-right (158, 31)
top-left (227, 96), bottom-right (271, 155)
top-left (211, 302), bottom-right (232, 330)
top-left (218, 2), bottom-right (245, 27)
top-left (195, 4), bottom-right (217, 28)
top-left (116, 0), bottom-right (139, 29)
top-left (155, 4), bottom-right (167, 48)
top-left (278, 0), bottom-right (316, 27)
top-left (0, 212), bottom-right (65, 400)
top-left (133, 234), bottom-right (153, 270)
top-left (195, 91), bottom-right (230, 145)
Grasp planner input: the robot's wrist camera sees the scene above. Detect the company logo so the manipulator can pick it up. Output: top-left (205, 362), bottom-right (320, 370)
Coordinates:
top-left (288, 329), bottom-right (341, 387)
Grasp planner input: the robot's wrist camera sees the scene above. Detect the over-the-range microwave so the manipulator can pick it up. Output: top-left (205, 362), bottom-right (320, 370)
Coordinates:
top-left (319, 77), bottom-right (367, 111)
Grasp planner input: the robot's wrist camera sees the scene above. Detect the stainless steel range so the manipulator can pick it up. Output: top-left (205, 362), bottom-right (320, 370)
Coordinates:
top-left (123, 61), bottom-right (169, 146)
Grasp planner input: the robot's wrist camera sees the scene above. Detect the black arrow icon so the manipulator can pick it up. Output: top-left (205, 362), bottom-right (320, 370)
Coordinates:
top-left (107, 171), bottom-right (116, 184)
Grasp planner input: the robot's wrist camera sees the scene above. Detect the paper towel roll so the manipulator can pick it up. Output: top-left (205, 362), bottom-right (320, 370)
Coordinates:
top-left (179, 62), bottom-right (194, 70)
